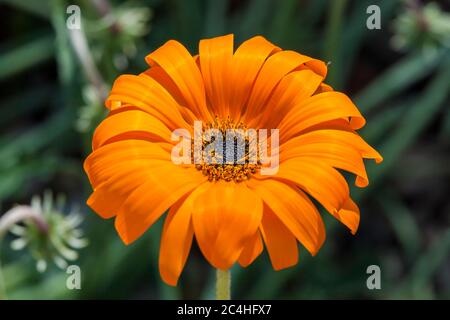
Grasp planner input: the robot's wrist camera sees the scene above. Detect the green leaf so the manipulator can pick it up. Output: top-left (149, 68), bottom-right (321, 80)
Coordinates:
top-left (8, 272), bottom-right (72, 299)
top-left (355, 55), bottom-right (450, 201)
top-left (0, 86), bottom-right (53, 127)
top-left (2, 261), bottom-right (34, 293)
top-left (304, 0), bottom-right (328, 26)
top-left (0, 36), bottom-right (54, 80)
top-left (235, 0), bottom-right (273, 41)
top-left (323, 0), bottom-right (348, 88)
top-left (379, 191), bottom-right (421, 262)
top-left (355, 49), bottom-right (447, 114)
top-left (408, 229), bottom-right (450, 297)
top-left (340, 0), bottom-right (398, 85)
top-left (0, 110), bottom-right (71, 163)
top-left (169, 0), bottom-right (203, 50)
top-left (203, 0), bottom-right (228, 38)
top-left (439, 100), bottom-right (450, 140)
top-left (268, 0), bottom-right (299, 44)
top-left (0, 156), bottom-right (63, 201)
top-left (0, 0), bottom-right (50, 18)
top-left (50, 0), bottom-right (76, 91)
top-left (360, 100), bottom-right (410, 143)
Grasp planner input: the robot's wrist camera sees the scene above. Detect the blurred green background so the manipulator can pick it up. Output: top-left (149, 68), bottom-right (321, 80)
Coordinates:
top-left (0, 0), bottom-right (449, 299)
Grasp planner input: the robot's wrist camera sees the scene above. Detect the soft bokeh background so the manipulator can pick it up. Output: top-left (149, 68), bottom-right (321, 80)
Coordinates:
top-left (0, 0), bottom-right (449, 299)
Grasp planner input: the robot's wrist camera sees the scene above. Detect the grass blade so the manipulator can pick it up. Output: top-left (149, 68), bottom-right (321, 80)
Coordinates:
top-left (0, 36), bottom-right (54, 80)
top-left (355, 49), bottom-right (447, 114)
top-left (356, 55), bottom-right (450, 201)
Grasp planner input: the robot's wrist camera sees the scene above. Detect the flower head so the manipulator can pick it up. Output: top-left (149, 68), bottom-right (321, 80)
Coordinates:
top-left (9, 192), bottom-right (88, 272)
top-left (84, 35), bottom-right (382, 286)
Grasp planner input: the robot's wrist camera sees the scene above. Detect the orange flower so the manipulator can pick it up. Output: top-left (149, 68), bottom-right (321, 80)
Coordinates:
top-left (84, 34), bottom-right (382, 286)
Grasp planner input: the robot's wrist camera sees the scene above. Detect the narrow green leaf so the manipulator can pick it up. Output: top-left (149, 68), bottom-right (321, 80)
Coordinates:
top-left (50, 0), bottom-right (76, 91)
top-left (355, 49), bottom-right (446, 114)
top-left (304, 0), bottom-right (328, 26)
top-left (379, 191), bottom-right (421, 262)
top-left (2, 261), bottom-right (33, 293)
top-left (409, 229), bottom-right (450, 296)
top-left (1, 0), bottom-right (50, 18)
top-left (439, 101), bottom-right (450, 140)
top-left (355, 55), bottom-right (450, 201)
top-left (268, 0), bottom-right (298, 43)
top-left (235, 0), bottom-right (272, 41)
top-left (0, 156), bottom-right (63, 201)
top-left (360, 100), bottom-right (410, 143)
top-left (340, 0), bottom-right (398, 85)
top-left (0, 36), bottom-right (54, 80)
top-left (203, 0), bottom-right (228, 38)
top-left (169, 0), bottom-right (203, 50)
top-left (323, 0), bottom-right (348, 89)
top-left (0, 86), bottom-right (53, 127)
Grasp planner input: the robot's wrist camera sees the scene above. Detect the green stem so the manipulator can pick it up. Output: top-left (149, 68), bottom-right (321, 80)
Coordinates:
top-left (216, 269), bottom-right (231, 300)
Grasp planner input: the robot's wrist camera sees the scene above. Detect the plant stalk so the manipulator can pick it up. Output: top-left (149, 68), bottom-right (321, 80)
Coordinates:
top-left (216, 269), bottom-right (231, 300)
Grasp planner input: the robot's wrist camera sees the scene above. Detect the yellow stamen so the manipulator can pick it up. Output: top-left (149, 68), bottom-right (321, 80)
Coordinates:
top-left (193, 117), bottom-right (260, 182)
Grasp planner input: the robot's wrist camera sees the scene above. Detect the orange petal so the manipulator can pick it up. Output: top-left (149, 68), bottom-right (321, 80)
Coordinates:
top-left (334, 197), bottom-right (360, 234)
top-left (228, 36), bottom-right (280, 120)
top-left (298, 121), bottom-right (383, 164)
top-left (258, 158), bottom-right (349, 217)
top-left (199, 34), bottom-right (234, 117)
top-left (92, 109), bottom-right (174, 150)
top-left (245, 50), bottom-right (326, 122)
top-left (280, 130), bottom-right (375, 187)
top-left (299, 118), bottom-right (354, 134)
top-left (278, 92), bottom-right (366, 143)
top-left (314, 82), bottom-right (333, 94)
top-left (238, 231), bottom-right (263, 267)
top-left (260, 205), bottom-right (299, 270)
top-left (87, 157), bottom-right (170, 188)
top-left (84, 140), bottom-right (171, 187)
top-left (283, 147), bottom-right (368, 187)
top-left (85, 141), bottom-right (176, 220)
top-left (253, 69), bottom-right (324, 128)
top-left (192, 181), bottom-right (263, 269)
top-left (248, 178), bottom-right (325, 256)
top-left (106, 74), bottom-right (191, 130)
top-left (159, 190), bottom-right (199, 286)
top-left (114, 165), bottom-right (206, 245)
top-left (145, 40), bottom-right (211, 121)
top-left (142, 67), bottom-right (185, 107)
top-left (142, 67), bottom-right (198, 125)
top-left (87, 161), bottom-right (169, 219)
